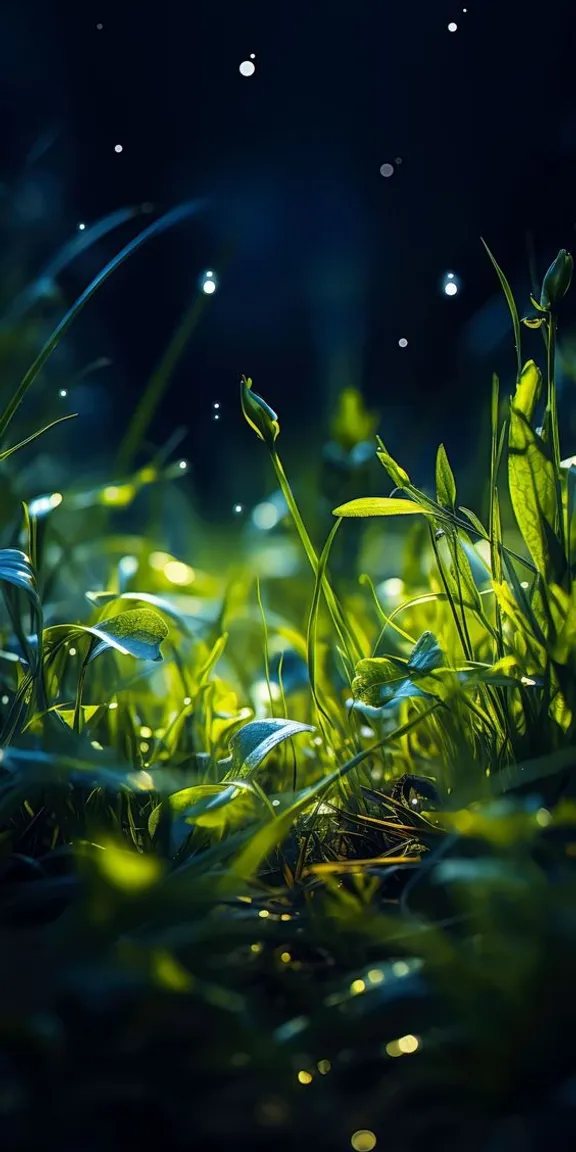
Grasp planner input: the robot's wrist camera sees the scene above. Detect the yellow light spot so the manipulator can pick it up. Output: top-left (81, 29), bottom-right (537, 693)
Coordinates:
top-left (150, 551), bottom-right (172, 570)
top-left (108, 701), bottom-right (118, 710)
top-left (140, 741), bottom-right (150, 753)
top-left (153, 949), bottom-right (192, 992)
top-left (350, 979), bottom-right (366, 995)
top-left (97, 842), bottom-right (163, 892)
top-left (102, 484), bottom-right (135, 506)
top-left (317, 1059), bottom-right (331, 1075)
top-left (259, 909), bottom-right (270, 918)
top-left (367, 968), bottom-right (384, 984)
top-left (68, 647), bottom-right (77, 657)
top-left (392, 961), bottom-right (410, 977)
top-left (140, 726), bottom-right (153, 738)
top-left (351, 1132), bottom-right (377, 1152)
top-left (536, 807), bottom-right (551, 827)
top-left (386, 1033), bottom-right (419, 1057)
top-left (297, 1070), bottom-right (312, 1085)
top-left (164, 559), bottom-right (195, 585)
top-left (398, 1033), bottom-right (419, 1053)
top-left (250, 943), bottom-right (263, 954)
top-left (280, 913), bottom-right (291, 921)
top-left (280, 951), bottom-right (291, 963)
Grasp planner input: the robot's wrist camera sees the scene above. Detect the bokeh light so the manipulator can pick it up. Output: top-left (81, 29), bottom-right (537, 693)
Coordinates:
top-left (379, 163), bottom-right (394, 178)
top-left (114, 144), bottom-right (123, 153)
top-left (240, 60), bottom-right (256, 77)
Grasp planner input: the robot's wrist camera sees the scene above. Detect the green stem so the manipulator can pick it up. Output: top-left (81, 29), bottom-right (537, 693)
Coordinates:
top-left (269, 448), bottom-right (362, 666)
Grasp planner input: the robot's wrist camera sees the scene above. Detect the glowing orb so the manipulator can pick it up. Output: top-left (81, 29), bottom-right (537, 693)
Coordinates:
top-left (379, 163), bottom-right (394, 178)
top-left (78, 222), bottom-right (86, 230)
top-left (239, 60), bottom-right (256, 77)
top-left (448, 22), bottom-right (458, 31)
top-left (444, 281), bottom-right (458, 296)
top-left (114, 144), bottom-right (123, 153)
top-left (200, 270), bottom-right (217, 294)
top-left (398, 338), bottom-right (408, 348)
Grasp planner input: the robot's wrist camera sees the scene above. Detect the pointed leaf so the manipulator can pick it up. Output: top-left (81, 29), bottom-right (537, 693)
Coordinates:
top-left (508, 405), bottom-right (559, 579)
top-left (333, 497), bottom-right (433, 518)
top-left (435, 444), bottom-right (456, 511)
top-left (226, 717), bottom-right (315, 779)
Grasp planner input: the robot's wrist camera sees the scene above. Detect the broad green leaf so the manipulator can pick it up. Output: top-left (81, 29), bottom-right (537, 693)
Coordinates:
top-left (333, 497), bottom-right (433, 518)
top-left (224, 717), bottom-right (316, 780)
top-left (88, 608), bottom-right (169, 663)
top-left (508, 405), bottom-right (559, 579)
top-left (435, 444), bottom-right (456, 511)
top-left (513, 360), bottom-right (542, 423)
top-left (408, 631), bottom-right (444, 673)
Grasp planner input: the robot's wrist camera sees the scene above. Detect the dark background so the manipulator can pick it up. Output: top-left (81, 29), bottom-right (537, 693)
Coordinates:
top-left (1, 0), bottom-right (575, 510)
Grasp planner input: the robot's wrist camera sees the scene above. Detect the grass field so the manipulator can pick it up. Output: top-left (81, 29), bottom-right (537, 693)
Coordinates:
top-left (0, 219), bottom-right (575, 1151)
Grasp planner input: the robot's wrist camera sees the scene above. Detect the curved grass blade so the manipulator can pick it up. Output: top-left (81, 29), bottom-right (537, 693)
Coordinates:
top-left (0, 199), bottom-right (207, 445)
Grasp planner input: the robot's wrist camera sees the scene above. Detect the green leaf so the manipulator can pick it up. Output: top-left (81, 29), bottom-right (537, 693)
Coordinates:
top-left (88, 608), bottom-right (169, 663)
top-left (408, 631), bottom-right (444, 673)
top-left (0, 549), bottom-right (40, 607)
top-left (375, 436), bottom-right (411, 487)
top-left (332, 497), bottom-right (433, 518)
top-left (481, 238), bottom-right (522, 379)
top-left (0, 200), bottom-right (206, 446)
top-left (240, 375), bottom-right (280, 446)
top-left (513, 360), bottom-right (542, 424)
top-left (0, 413), bottom-right (78, 463)
top-left (435, 444), bottom-right (456, 511)
top-left (224, 717), bottom-right (315, 780)
top-left (508, 405), bottom-right (559, 579)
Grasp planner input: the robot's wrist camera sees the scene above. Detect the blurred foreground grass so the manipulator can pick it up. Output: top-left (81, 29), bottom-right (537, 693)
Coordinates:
top-left (0, 206), bottom-right (576, 1151)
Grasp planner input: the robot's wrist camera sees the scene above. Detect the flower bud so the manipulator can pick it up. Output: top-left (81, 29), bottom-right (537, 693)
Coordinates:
top-left (539, 249), bottom-right (573, 310)
top-left (240, 376), bottom-right (280, 447)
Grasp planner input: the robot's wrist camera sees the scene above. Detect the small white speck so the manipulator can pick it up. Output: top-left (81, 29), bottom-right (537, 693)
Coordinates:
top-left (78, 222), bottom-right (86, 230)
top-left (448, 21), bottom-right (458, 32)
top-left (213, 402), bottom-right (220, 409)
top-left (398, 338), bottom-right (408, 348)
top-left (178, 460), bottom-right (187, 470)
top-left (58, 388), bottom-right (68, 398)
top-left (239, 60), bottom-right (256, 77)
top-left (380, 163), bottom-right (394, 178)
top-left (445, 281), bottom-right (458, 296)
top-left (114, 144), bottom-right (123, 154)
top-left (233, 504), bottom-right (243, 514)
top-left (202, 279), bottom-right (216, 294)
top-left (213, 413), bottom-right (220, 421)
top-left (250, 53), bottom-right (256, 59)
top-left (96, 23), bottom-right (103, 30)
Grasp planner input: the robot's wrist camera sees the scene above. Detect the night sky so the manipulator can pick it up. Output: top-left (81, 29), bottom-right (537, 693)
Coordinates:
top-left (1, 0), bottom-right (576, 508)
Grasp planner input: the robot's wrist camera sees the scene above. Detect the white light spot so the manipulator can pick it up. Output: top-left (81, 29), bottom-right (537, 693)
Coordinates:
top-left (395, 157), bottom-right (403, 165)
top-left (239, 60), bottom-right (256, 77)
top-left (58, 388), bottom-right (68, 398)
top-left (398, 338), bottom-right (408, 348)
top-left (444, 281), bottom-right (458, 296)
top-left (233, 503), bottom-right (243, 514)
top-left (78, 222), bottom-right (86, 231)
top-left (448, 21), bottom-right (458, 31)
top-left (379, 163), bottom-right (394, 178)
top-left (250, 53), bottom-right (256, 59)
top-left (213, 402), bottom-right (220, 409)
top-left (213, 413), bottom-right (220, 421)
top-left (178, 459), bottom-right (187, 470)
top-left (96, 23), bottom-right (103, 30)
top-left (252, 501), bottom-right (281, 530)
top-left (202, 279), bottom-right (216, 295)
top-left (114, 144), bottom-right (123, 154)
